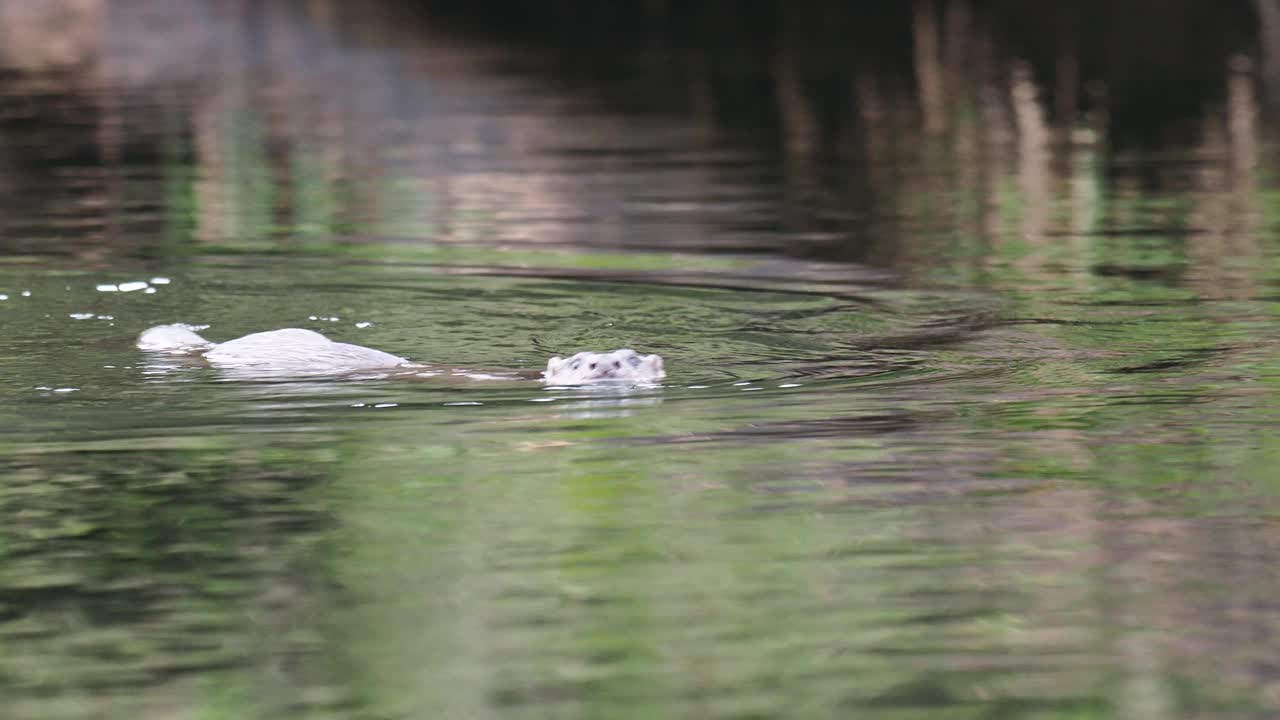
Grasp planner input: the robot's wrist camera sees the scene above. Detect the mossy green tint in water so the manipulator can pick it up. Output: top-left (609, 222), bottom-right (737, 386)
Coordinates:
top-left (2, 1), bottom-right (1280, 718)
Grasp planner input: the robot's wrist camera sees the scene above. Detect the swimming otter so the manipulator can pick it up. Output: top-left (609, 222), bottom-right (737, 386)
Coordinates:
top-left (542, 349), bottom-right (665, 385)
top-left (136, 324), bottom-right (665, 385)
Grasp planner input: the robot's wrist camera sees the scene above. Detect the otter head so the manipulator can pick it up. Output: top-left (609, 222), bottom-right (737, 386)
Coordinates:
top-left (543, 348), bottom-right (665, 385)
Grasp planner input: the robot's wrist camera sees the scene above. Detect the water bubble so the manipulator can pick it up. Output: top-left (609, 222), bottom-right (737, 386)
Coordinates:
top-left (53, 388), bottom-right (79, 393)
top-left (96, 284), bottom-right (119, 292)
top-left (373, 403), bottom-right (398, 408)
top-left (443, 401), bottom-right (483, 406)
top-left (0, 294), bottom-right (8, 301)
top-left (687, 385), bottom-right (709, 389)
top-left (355, 321), bottom-right (373, 328)
top-left (144, 287), bottom-right (157, 294)
top-left (20, 290), bottom-right (30, 297)
top-left (149, 277), bottom-right (171, 285)
top-left (118, 281), bottom-right (148, 292)
top-left (96, 315), bottom-right (114, 320)
top-left (779, 383), bottom-right (802, 388)
top-left (69, 313), bottom-right (95, 320)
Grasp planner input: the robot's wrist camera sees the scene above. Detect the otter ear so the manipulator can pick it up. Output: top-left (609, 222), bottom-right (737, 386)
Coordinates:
top-left (545, 357), bottom-right (565, 376)
top-left (643, 354), bottom-right (664, 373)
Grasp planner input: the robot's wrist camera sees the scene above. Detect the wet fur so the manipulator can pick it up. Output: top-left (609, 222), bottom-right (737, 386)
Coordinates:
top-left (138, 325), bottom-right (664, 384)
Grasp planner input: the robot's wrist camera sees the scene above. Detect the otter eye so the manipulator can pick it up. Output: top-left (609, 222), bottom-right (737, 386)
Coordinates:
top-left (589, 362), bottom-right (597, 370)
top-left (613, 361), bottom-right (621, 369)
top-left (627, 356), bottom-right (642, 367)
top-left (570, 360), bottom-right (580, 370)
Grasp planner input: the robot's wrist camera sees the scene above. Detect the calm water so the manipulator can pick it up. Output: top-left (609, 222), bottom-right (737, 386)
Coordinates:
top-left (2, 2), bottom-right (1280, 719)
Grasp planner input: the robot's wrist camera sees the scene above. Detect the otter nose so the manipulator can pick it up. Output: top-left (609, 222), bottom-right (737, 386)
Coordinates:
top-left (589, 359), bottom-right (620, 378)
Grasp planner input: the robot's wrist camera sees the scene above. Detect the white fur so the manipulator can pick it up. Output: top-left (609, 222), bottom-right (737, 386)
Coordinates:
top-left (204, 328), bottom-right (409, 370)
top-left (543, 349), bottom-right (665, 386)
top-left (138, 325), bottom-right (409, 374)
top-left (136, 324), bottom-right (215, 353)
top-left (138, 325), bottom-right (665, 383)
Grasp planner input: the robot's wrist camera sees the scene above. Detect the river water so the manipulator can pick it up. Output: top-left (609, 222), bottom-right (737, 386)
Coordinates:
top-left (1, 2), bottom-right (1279, 719)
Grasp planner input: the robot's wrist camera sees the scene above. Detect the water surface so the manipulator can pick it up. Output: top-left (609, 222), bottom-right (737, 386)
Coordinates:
top-left (2, 2), bottom-right (1280, 719)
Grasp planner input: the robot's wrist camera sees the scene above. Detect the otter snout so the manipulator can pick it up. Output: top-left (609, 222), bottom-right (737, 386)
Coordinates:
top-left (542, 348), bottom-right (665, 385)
top-left (587, 357), bottom-right (625, 379)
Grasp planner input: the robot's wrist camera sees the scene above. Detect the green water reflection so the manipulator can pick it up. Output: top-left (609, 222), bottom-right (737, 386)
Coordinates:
top-left (1, 2), bottom-right (1280, 719)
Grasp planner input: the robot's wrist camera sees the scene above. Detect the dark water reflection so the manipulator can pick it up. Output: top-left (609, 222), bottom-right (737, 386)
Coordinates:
top-left (2, 1), bottom-right (1280, 718)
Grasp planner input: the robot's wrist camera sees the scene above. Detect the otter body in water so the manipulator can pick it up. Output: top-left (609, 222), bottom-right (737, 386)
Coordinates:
top-left (137, 324), bottom-right (665, 385)
top-left (542, 349), bottom-right (664, 385)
